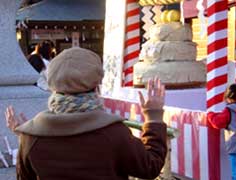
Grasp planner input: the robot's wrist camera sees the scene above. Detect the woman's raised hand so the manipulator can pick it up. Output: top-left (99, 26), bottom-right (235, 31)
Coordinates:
top-left (138, 77), bottom-right (165, 123)
top-left (5, 106), bottom-right (27, 134)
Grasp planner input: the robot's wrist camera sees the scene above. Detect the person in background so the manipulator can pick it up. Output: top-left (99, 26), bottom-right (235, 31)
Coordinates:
top-left (38, 40), bottom-right (54, 68)
top-left (49, 40), bottom-right (57, 59)
top-left (28, 43), bottom-right (40, 56)
top-left (28, 40), bottom-right (54, 71)
top-left (28, 54), bottom-right (45, 74)
top-left (207, 84), bottom-right (236, 180)
top-left (5, 47), bottom-right (167, 180)
top-left (27, 40), bottom-right (55, 91)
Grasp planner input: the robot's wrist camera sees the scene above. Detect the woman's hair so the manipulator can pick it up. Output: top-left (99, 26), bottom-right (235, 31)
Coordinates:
top-left (224, 83), bottom-right (236, 101)
top-left (38, 40), bottom-right (53, 60)
top-left (28, 54), bottom-right (45, 73)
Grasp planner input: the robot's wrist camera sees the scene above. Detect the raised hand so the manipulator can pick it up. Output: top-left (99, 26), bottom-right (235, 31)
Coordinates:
top-left (5, 106), bottom-right (27, 134)
top-left (138, 77), bottom-right (165, 123)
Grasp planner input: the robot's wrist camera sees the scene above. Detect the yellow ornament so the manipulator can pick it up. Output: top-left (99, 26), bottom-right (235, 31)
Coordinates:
top-left (160, 10), bottom-right (169, 23)
top-left (153, 0), bottom-right (161, 5)
top-left (167, 0), bottom-right (178, 4)
top-left (167, 10), bottom-right (180, 22)
top-left (139, 0), bottom-right (148, 6)
top-left (159, 0), bottom-right (168, 4)
top-left (146, 0), bottom-right (155, 5)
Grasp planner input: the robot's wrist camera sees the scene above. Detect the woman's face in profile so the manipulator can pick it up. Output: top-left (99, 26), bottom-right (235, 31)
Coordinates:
top-left (226, 98), bottom-right (236, 104)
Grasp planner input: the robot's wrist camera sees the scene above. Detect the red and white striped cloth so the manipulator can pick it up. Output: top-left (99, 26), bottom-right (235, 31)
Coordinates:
top-left (206, 0), bottom-right (228, 112)
top-left (166, 109), bottom-right (222, 180)
top-left (123, 0), bottom-right (141, 86)
top-left (103, 98), bottom-right (225, 180)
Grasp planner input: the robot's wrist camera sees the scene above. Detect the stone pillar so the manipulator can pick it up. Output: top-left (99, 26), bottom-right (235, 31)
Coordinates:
top-left (0, 0), bottom-right (49, 151)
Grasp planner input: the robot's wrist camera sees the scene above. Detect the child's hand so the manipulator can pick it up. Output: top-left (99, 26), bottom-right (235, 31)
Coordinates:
top-left (138, 77), bottom-right (165, 123)
top-left (5, 106), bottom-right (27, 135)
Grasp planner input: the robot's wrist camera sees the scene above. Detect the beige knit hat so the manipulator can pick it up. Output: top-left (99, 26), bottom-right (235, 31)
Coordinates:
top-left (47, 47), bottom-right (103, 93)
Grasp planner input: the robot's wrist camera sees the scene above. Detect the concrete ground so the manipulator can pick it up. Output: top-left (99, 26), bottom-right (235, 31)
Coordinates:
top-left (0, 167), bottom-right (16, 180)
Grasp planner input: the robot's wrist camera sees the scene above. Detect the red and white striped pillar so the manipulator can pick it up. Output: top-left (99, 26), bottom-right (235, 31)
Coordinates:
top-left (207, 1), bottom-right (228, 180)
top-left (123, 0), bottom-right (140, 86)
top-left (207, 0), bottom-right (228, 112)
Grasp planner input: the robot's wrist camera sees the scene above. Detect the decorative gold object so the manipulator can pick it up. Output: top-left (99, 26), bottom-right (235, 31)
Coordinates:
top-left (139, 0), bottom-right (182, 6)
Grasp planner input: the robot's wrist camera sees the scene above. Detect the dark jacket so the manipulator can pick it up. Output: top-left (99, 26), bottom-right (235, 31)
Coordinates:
top-left (16, 110), bottom-right (167, 180)
top-left (225, 103), bottom-right (236, 154)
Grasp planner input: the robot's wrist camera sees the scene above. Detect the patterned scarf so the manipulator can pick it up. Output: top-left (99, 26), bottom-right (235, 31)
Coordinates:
top-left (48, 92), bottom-right (104, 114)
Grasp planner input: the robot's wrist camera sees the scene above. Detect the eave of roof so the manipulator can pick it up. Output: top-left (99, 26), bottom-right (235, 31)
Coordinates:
top-left (17, 0), bottom-right (105, 21)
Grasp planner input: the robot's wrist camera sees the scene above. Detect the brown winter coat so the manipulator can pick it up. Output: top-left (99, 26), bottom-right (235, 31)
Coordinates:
top-left (16, 110), bottom-right (167, 180)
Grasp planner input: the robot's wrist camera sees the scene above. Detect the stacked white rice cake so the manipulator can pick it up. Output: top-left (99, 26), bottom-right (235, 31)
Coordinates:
top-left (133, 22), bottom-right (206, 89)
